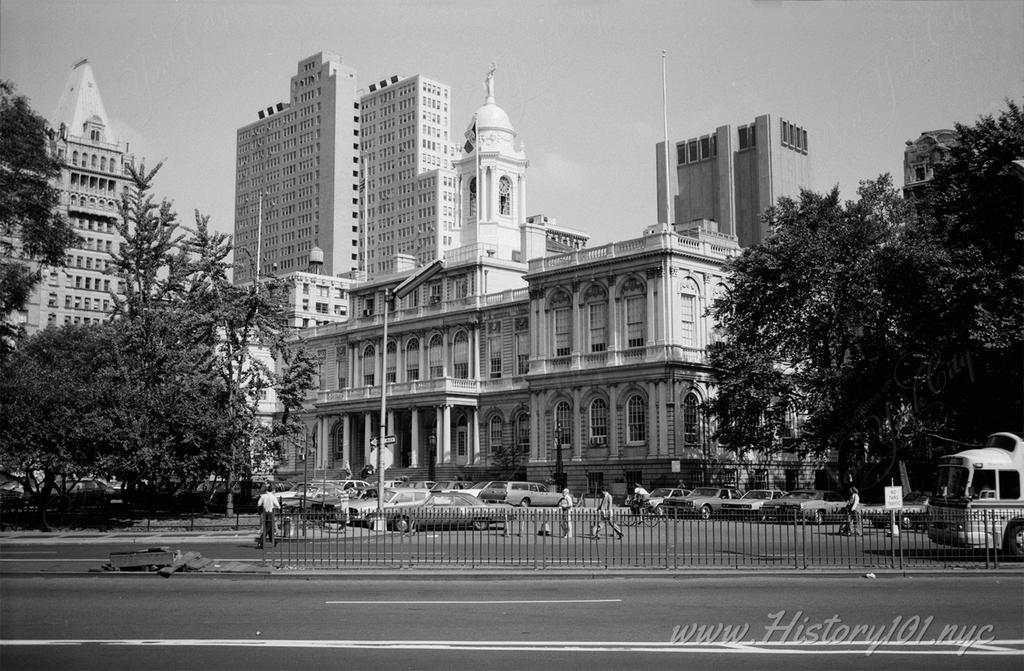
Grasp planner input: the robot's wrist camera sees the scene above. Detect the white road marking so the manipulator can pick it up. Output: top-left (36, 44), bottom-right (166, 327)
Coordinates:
top-left (325, 599), bottom-right (623, 605)
top-left (0, 639), bottom-right (1022, 655)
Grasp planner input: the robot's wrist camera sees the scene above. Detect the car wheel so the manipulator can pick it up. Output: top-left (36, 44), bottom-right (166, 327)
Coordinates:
top-left (472, 520), bottom-right (489, 531)
top-left (653, 505), bottom-right (665, 517)
top-left (393, 516), bottom-right (415, 533)
top-left (519, 498), bottom-right (531, 507)
top-left (900, 515), bottom-right (913, 530)
top-left (1004, 522), bottom-right (1024, 557)
top-left (811, 510), bottom-right (824, 525)
top-left (699, 505), bottom-right (711, 520)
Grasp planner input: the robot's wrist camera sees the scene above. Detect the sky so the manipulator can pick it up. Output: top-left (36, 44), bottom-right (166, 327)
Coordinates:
top-left (2, 0), bottom-right (1022, 250)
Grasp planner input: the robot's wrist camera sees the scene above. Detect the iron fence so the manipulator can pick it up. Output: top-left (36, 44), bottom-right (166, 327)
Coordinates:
top-left (259, 506), bottom-right (1024, 571)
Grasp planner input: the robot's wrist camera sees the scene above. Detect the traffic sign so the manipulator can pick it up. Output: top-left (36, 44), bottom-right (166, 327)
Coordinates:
top-left (369, 438), bottom-right (378, 448)
top-left (369, 447), bottom-right (394, 470)
top-left (383, 435), bottom-right (396, 446)
top-left (884, 486), bottom-right (903, 510)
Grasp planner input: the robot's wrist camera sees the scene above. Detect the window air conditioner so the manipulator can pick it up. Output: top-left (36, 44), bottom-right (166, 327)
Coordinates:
top-left (362, 309), bottom-right (373, 316)
top-left (590, 436), bottom-right (607, 446)
top-left (430, 295), bottom-right (442, 304)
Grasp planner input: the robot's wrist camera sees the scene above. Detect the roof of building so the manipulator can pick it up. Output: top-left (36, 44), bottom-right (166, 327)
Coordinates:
top-left (54, 58), bottom-right (112, 142)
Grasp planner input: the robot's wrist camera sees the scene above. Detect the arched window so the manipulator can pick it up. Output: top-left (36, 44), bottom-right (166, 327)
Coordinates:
top-left (428, 334), bottom-right (444, 378)
top-left (468, 177), bottom-right (477, 217)
top-left (498, 176), bottom-right (512, 216)
top-left (91, 155), bottom-right (98, 168)
top-left (72, 151), bottom-right (79, 166)
top-left (488, 416), bottom-right (503, 454)
top-left (405, 338), bottom-right (420, 381)
top-left (682, 392), bottom-right (700, 444)
top-left (515, 412), bottom-right (530, 454)
top-left (626, 394), bottom-right (647, 443)
top-left (589, 398), bottom-right (608, 444)
top-left (100, 157), bottom-right (106, 171)
top-left (385, 341), bottom-right (397, 383)
top-left (452, 331), bottom-right (469, 378)
top-left (680, 279), bottom-right (699, 347)
top-left (361, 344), bottom-right (376, 386)
top-left (555, 401), bottom-right (572, 444)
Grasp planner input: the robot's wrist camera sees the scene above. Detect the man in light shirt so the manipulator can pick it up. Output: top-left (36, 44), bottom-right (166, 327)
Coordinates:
top-left (256, 484), bottom-right (281, 549)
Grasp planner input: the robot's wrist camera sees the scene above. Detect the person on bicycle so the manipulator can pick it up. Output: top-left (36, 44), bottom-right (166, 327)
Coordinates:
top-left (631, 485), bottom-right (651, 516)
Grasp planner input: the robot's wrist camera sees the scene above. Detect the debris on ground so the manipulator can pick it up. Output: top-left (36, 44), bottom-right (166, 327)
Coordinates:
top-left (96, 547), bottom-right (270, 576)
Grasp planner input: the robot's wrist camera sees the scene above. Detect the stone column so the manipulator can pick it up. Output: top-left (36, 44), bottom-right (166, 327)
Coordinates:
top-left (441, 405), bottom-right (452, 463)
top-left (364, 411), bottom-right (373, 465)
top-left (410, 408), bottom-right (421, 468)
top-left (342, 414), bottom-right (351, 470)
top-left (470, 406), bottom-right (480, 465)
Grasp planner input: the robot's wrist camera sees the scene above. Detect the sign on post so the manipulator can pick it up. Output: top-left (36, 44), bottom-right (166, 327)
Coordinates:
top-left (383, 435), bottom-right (397, 446)
top-left (884, 486), bottom-right (904, 510)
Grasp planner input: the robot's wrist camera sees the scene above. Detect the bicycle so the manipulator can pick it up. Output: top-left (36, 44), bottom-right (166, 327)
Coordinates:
top-left (621, 497), bottom-right (662, 527)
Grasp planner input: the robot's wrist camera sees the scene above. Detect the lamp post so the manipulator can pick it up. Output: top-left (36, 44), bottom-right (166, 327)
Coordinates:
top-left (554, 423), bottom-right (567, 492)
top-left (373, 260), bottom-right (446, 530)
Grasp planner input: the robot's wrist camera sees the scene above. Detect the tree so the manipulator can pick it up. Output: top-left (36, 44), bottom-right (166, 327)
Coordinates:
top-left (709, 100), bottom-right (1024, 489)
top-left (0, 81), bottom-right (79, 357)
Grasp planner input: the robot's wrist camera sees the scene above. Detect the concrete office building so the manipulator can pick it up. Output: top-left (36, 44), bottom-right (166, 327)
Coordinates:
top-left (233, 52), bottom-right (361, 286)
top-left (656, 114), bottom-right (812, 248)
top-left (13, 59), bottom-right (133, 335)
top-left (358, 74), bottom-right (460, 276)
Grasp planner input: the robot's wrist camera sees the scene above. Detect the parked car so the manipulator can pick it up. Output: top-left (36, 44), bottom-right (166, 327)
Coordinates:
top-left (761, 489), bottom-right (848, 524)
top-left (430, 481), bottom-right (474, 492)
top-left (862, 492), bottom-right (931, 530)
top-left (347, 488), bottom-right (432, 524)
top-left (660, 486), bottom-right (744, 519)
top-left (460, 481), bottom-right (502, 498)
top-left (393, 480), bottom-right (437, 490)
top-left (0, 480), bottom-right (28, 506)
top-left (366, 492), bottom-right (514, 532)
top-left (648, 487), bottom-right (689, 512)
top-left (280, 483), bottom-right (354, 509)
top-left (478, 481), bottom-right (563, 507)
top-left (720, 489), bottom-right (788, 518)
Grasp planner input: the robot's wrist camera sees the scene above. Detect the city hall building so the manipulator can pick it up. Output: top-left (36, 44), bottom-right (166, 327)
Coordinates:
top-left (279, 74), bottom-right (818, 497)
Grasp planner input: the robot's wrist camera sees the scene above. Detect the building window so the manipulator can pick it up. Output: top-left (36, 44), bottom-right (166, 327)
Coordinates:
top-left (589, 398), bottom-right (608, 444)
top-left (588, 301), bottom-right (607, 353)
top-left (336, 347), bottom-right (348, 389)
top-left (626, 394), bottom-right (647, 443)
top-left (515, 412), bottom-right (530, 454)
top-left (386, 341), bottom-right (397, 383)
top-left (488, 334), bottom-right (502, 378)
top-left (406, 338), bottom-right (420, 381)
top-left (687, 140), bottom-right (698, 162)
top-left (586, 472), bottom-right (604, 496)
top-left (553, 307), bottom-right (571, 357)
top-left (488, 416), bottom-right (503, 454)
top-left (452, 331), bottom-right (469, 379)
top-left (555, 401), bottom-right (572, 445)
top-left (361, 344), bottom-right (376, 387)
top-left (682, 393), bottom-right (700, 444)
top-left (680, 290), bottom-right (696, 347)
top-left (699, 136), bottom-right (711, 159)
top-left (428, 334), bottom-right (443, 378)
top-left (498, 176), bottom-right (511, 216)
top-left (626, 295), bottom-right (645, 348)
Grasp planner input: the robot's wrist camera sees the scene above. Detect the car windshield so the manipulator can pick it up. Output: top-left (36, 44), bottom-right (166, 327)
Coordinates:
top-left (742, 490), bottom-right (771, 499)
top-left (649, 488), bottom-right (674, 497)
top-left (470, 481), bottom-right (491, 489)
top-left (691, 488), bottom-right (721, 497)
top-left (785, 491), bottom-right (820, 500)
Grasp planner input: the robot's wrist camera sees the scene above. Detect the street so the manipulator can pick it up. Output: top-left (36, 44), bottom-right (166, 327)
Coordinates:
top-left (1, 574), bottom-right (1022, 670)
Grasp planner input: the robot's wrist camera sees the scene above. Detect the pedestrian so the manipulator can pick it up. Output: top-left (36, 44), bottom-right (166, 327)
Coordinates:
top-left (256, 483), bottom-right (281, 549)
top-left (845, 486), bottom-right (862, 536)
top-left (595, 486), bottom-right (624, 539)
top-left (631, 484), bottom-right (651, 516)
top-left (558, 487), bottom-right (574, 538)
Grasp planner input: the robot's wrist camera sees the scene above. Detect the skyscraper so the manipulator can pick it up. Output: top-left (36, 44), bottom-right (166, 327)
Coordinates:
top-left (23, 59), bottom-right (132, 334)
top-left (359, 74), bottom-right (459, 276)
top-left (233, 52), bottom-right (361, 285)
top-left (656, 113), bottom-right (812, 247)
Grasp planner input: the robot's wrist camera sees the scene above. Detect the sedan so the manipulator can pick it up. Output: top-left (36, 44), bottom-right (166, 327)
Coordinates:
top-left (761, 489), bottom-right (847, 524)
top-left (862, 492), bottom-right (930, 530)
top-left (660, 487), bottom-right (744, 520)
top-left (367, 492), bottom-right (514, 532)
top-left (347, 488), bottom-right (432, 523)
top-left (720, 489), bottom-right (788, 518)
top-left (648, 488), bottom-right (689, 512)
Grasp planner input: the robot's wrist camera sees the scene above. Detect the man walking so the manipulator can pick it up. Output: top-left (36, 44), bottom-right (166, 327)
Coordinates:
top-left (558, 488), bottom-right (574, 538)
top-left (256, 483), bottom-right (281, 549)
top-left (845, 486), bottom-right (862, 537)
top-left (595, 486), bottom-right (624, 539)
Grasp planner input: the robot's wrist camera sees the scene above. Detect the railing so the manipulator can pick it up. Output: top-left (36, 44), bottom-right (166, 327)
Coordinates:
top-left (258, 506), bottom-right (1024, 571)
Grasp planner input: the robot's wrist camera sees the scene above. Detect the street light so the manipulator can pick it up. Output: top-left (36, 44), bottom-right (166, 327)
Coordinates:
top-left (373, 259), bottom-right (445, 530)
top-left (554, 423), bottom-right (567, 492)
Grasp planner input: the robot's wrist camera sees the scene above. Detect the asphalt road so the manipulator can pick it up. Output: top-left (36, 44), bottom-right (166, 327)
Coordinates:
top-left (2, 575), bottom-right (1022, 670)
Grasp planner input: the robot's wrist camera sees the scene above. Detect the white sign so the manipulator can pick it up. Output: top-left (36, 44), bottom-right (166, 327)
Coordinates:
top-left (383, 435), bottom-right (397, 446)
top-left (671, 460), bottom-right (681, 473)
top-left (369, 438), bottom-right (378, 448)
top-left (884, 486), bottom-right (904, 510)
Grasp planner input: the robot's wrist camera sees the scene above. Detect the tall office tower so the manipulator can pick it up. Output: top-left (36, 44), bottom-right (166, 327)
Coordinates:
top-left (359, 74), bottom-right (459, 276)
top-left (17, 59), bottom-right (133, 335)
top-left (902, 129), bottom-right (958, 201)
top-left (656, 113), bottom-right (812, 247)
top-left (233, 52), bottom-right (361, 285)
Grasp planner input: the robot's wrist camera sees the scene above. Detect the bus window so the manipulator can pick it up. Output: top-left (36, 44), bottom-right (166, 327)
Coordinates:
top-left (970, 469), bottom-right (997, 499)
top-left (998, 470), bottom-right (1021, 499)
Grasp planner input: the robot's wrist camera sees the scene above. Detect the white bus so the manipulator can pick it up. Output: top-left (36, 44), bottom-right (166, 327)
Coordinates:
top-left (927, 432), bottom-right (1024, 556)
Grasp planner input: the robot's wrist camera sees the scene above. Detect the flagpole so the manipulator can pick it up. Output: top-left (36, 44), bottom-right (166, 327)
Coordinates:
top-left (662, 50), bottom-right (673, 227)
